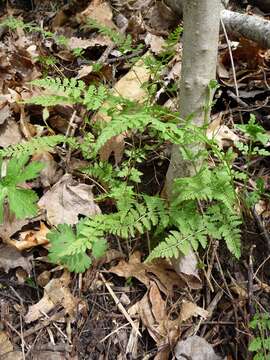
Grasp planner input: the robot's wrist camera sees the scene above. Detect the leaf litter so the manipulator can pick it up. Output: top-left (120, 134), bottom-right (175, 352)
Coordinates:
top-left (0, 0), bottom-right (269, 359)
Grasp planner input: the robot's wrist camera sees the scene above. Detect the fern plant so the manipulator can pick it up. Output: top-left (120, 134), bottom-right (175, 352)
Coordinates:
top-left (27, 77), bottom-right (108, 110)
top-left (48, 195), bottom-right (169, 272)
top-left (0, 135), bottom-right (66, 158)
top-left (85, 19), bottom-right (143, 55)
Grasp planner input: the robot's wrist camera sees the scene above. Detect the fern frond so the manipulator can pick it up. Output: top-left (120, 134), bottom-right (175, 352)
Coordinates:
top-left (173, 166), bottom-right (237, 211)
top-left (27, 77), bottom-right (107, 110)
top-left (147, 229), bottom-right (205, 261)
top-left (94, 110), bottom-right (154, 153)
top-left (0, 135), bottom-right (66, 158)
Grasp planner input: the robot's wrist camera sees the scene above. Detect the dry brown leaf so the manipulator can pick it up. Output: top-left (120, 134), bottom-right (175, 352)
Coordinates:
top-left (207, 117), bottom-right (239, 148)
top-left (0, 103), bottom-right (11, 125)
top-left (0, 214), bottom-right (30, 242)
top-left (37, 270), bottom-right (51, 287)
top-left (0, 244), bottom-right (32, 274)
top-left (145, 33), bottom-right (166, 55)
top-left (113, 57), bottom-right (150, 100)
top-left (68, 35), bottom-right (112, 50)
top-left (179, 301), bottom-right (209, 322)
top-left (76, 65), bottom-right (94, 79)
top-left (7, 222), bottom-right (50, 251)
top-left (76, 0), bottom-right (117, 30)
top-left (174, 336), bottom-right (224, 360)
top-left (2, 352), bottom-right (23, 360)
top-left (171, 250), bottom-right (202, 289)
top-left (38, 173), bottom-right (101, 226)
top-left (32, 152), bottom-right (63, 187)
top-left (25, 272), bottom-right (85, 323)
top-left (0, 119), bottom-right (23, 147)
top-left (99, 133), bottom-right (126, 164)
top-left (129, 282), bottom-right (179, 360)
top-left (109, 251), bottom-right (184, 296)
top-left (0, 330), bottom-right (13, 357)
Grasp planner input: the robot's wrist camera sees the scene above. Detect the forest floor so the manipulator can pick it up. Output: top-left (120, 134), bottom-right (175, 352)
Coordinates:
top-left (0, 0), bottom-right (270, 359)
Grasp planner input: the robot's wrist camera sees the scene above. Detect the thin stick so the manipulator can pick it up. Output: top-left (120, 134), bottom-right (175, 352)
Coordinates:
top-left (99, 273), bottom-right (141, 337)
top-left (220, 18), bottom-right (239, 99)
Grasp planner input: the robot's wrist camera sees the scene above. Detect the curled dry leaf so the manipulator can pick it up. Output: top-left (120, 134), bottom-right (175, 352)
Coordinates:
top-left (179, 300), bottom-right (209, 322)
top-left (129, 282), bottom-right (179, 360)
top-left (207, 116), bottom-right (240, 149)
top-left (25, 272), bottom-right (86, 323)
top-left (0, 244), bottom-right (32, 274)
top-left (7, 222), bottom-right (50, 251)
top-left (38, 173), bottom-right (101, 226)
top-left (174, 335), bottom-right (224, 360)
top-left (109, 251), bottom-right (184, 296)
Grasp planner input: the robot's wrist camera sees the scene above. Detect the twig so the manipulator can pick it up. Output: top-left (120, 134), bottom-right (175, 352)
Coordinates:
top-left (248, 245), bottom-right (256, 319)
top-left (99, 273), bottom-right (141, 337)
top-left (220, 17), bottom-right (239, 99)
top-left (252, 207), bottom-right (270, 252)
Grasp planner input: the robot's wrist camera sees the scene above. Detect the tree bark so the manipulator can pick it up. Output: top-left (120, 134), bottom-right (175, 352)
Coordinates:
top-left (164, 0), bottom-right (221, 198)
top-left (221, 9), bottom-right (270, 48)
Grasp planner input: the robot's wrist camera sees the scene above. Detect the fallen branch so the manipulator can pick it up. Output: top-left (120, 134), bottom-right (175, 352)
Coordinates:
top-left (221, 9), bottom-right (270, 49)
top-left (164, 0), bottom-right (270, 49)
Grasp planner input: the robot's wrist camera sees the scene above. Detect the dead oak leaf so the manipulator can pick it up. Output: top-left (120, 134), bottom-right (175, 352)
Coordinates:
top-left (109, 251), bottom-right (184, 296)
top-left (38, 174), bottom-right (101, 226)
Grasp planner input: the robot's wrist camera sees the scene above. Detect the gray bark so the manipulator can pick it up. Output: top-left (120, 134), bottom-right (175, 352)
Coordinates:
top-left (165, 0), bottom-right (270, 49)
top-left (164, 0), bottom-right (221, 198)
top-left (221, 9), bottom-right (270, 48)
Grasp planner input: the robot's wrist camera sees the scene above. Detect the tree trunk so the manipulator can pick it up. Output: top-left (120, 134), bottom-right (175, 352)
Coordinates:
top-left (164, 0), bottom-right (221, 198)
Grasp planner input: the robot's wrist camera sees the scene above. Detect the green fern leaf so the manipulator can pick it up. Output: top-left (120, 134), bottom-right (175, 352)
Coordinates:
top-left (0, 135), bottom-right (66, 158)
